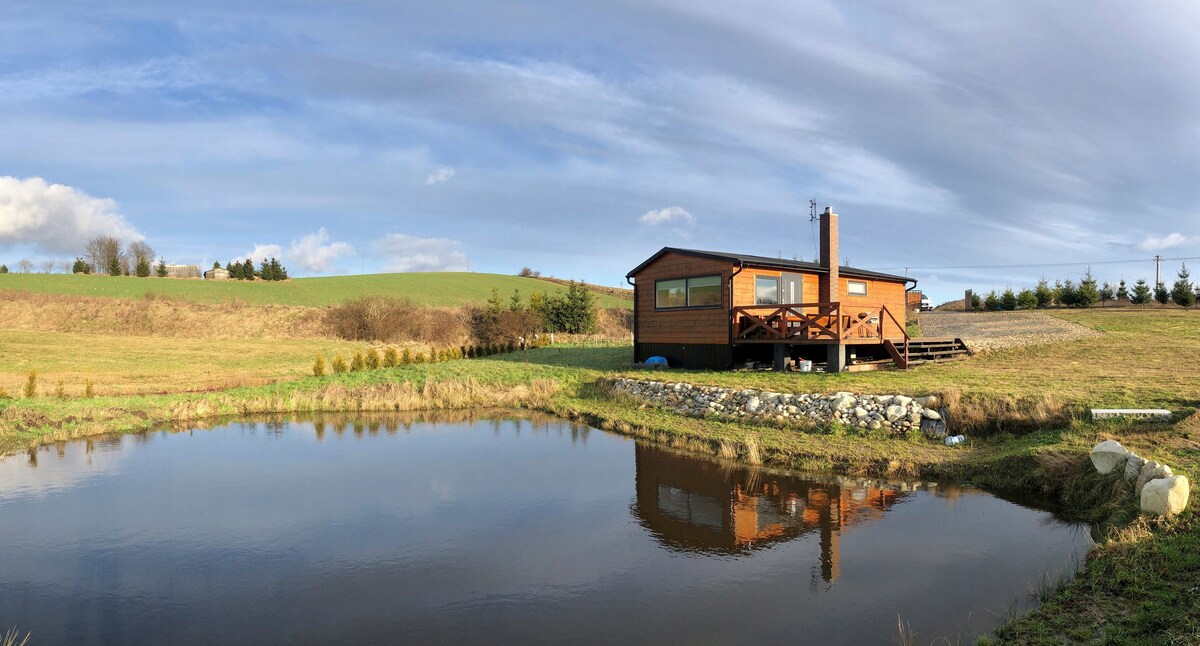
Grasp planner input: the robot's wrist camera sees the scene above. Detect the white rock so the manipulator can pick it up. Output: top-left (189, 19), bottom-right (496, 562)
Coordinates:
top-left (834, 396), bottom-right (856, 410)
top-left (922, 409), bottom-right (942, 420)
top-left (1125, 454), bottom-right (1146, 480)
top-left (854, 407), bottom-right (869, 419)
top-left (892, 395), bottom-right (913, 406)
top-left (1140, 476), bottom-right (1191, 517)
top-left (914, 395), bottom-right (939, 407)
top-left (1089, 440), bottom-right (1130, 475)
top-left (745, 397), bottom-right (761, 414)
top-left (1136, 461), bottom-right (1173, 494)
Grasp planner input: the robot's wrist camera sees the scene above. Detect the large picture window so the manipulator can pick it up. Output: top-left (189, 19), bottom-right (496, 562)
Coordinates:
top-left (755, 276), bottom-right (780, 305)
top-left (687, 275), bottom-right (722, 307)
top-left (656, 275), bottom-right (723, 309)
top-left (847, 280), bottom-right (868, 296)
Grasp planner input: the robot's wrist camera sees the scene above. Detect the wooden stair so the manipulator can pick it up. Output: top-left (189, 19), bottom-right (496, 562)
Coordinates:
top-left (892, 338), bottom-right (972, 367)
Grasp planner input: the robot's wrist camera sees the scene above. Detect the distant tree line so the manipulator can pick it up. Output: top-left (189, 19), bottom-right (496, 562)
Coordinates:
top-left (219, 258), bottom-right (288, 281)
top-left (973, 264), bottom-right (1198, 310)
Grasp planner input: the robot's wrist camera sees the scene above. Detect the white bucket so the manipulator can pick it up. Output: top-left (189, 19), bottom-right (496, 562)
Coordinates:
top-left (797, 360), bottom-right (813, 372)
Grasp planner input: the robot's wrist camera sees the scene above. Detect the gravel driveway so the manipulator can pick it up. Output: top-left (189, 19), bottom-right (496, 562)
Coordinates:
top-left (917, 310), bottom-right (1102, 352)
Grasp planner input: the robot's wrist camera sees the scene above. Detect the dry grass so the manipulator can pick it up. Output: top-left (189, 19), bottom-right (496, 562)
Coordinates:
top-left (0, 289), bottom-right (327, 339)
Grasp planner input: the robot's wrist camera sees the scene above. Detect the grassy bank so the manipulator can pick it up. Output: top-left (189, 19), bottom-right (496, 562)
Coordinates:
top-left (0, 309), bottom-right (1197, 642)
top-left (0, 271), bottom-right (633, 308)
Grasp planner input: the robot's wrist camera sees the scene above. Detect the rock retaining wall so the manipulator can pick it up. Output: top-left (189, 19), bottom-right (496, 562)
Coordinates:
top-left (610, 378), bottom-right (943, 437)
top-left (1090, 439), bottom-right (1190, 517)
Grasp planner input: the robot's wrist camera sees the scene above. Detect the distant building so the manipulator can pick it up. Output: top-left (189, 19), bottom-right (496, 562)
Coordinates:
top-left (164, 264), bottom-right (201, 279)
top-left (204, 267), bottom-right (231, 280)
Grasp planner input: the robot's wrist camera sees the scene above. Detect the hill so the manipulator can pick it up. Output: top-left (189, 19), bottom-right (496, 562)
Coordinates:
top-left (0, 272), bottom-right (633, 309)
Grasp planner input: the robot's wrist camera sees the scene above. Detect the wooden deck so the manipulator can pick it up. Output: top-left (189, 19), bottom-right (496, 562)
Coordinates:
top-left (733, 302), bottom-right (911, 367)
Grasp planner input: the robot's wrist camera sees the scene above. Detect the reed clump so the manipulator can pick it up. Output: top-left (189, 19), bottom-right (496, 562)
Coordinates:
top-left (313, 355), bottom-right (327, 377)
top-left (23, 372), bottom-right (36, 399)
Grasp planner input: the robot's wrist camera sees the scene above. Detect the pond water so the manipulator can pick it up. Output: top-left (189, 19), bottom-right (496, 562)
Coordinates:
top-left (0, 413), bottom-right (1090, 645)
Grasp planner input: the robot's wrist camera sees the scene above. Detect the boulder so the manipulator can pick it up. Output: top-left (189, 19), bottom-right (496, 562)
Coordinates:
top-left (1136, 461), bottom-right (1173, 494)
top-left (1124, 454), bottom-right (1146, 481)
top-left (914, 395), bottom-right (939, 408)
top-left (1089, 440), bottom-right (1129, 475)
top-left (854, 407), bottom-right (869, 419)
top-left (885, 405), bottom-right (906, 422)
top-left (922, 409), bottom-right (942, 421)
top-left (745, 397), bottom-right (761, 414)
top-left (891, 395), bottom-right (913, 406)
top-left (1140, 476), bottom-right (1191, 517)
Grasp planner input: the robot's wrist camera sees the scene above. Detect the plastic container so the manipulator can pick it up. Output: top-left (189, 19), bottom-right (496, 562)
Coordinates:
top-left (797, 360), bottom-right (813, 372)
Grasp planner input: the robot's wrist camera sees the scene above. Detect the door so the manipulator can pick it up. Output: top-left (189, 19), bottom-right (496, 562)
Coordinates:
top-left (782, 273), bottom-right (804, 306)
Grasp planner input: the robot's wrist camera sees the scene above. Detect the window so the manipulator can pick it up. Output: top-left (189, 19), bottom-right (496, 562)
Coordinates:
top-left (687, 275), bottom-right (722, 307)
top-left (656, 279), bottom-right (687, 308)
top-left (755, 276), bottom-right (780, 305)
top-left (848, 280), bottom-right (868, 296)
top-left (655, 275), bottom-right (723, 309)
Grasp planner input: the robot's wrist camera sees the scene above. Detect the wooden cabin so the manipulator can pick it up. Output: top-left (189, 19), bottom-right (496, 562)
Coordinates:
top-left (626, 208), bottom-right (917, 371)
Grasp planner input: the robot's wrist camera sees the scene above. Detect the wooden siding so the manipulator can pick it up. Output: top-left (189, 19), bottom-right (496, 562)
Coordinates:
top-left (633, 252), bottom-right (734, 345)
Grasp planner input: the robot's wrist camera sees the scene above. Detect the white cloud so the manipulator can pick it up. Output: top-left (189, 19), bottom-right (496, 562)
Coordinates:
top-left (1137, 232), bottom-right (1191, 252)
top-left (236, 243), bottom-right (284, 265)
top-left (0, 176), bottom-right (144, 253)
top-left (639, 206), bottom-right (695, 226)
top-left (425, 166), bottom-right (456, 185)
top-left (287, 228), bottom-right (355, 273)
top-left (374, 233), bottom-right (469, 272)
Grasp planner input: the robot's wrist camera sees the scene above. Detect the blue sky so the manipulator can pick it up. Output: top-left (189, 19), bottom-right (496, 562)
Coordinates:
top-left (1, 1), bottom-right (1199, 301)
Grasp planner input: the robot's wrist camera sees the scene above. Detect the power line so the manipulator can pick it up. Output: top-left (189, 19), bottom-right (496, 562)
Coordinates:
top-left (870, 255), bottom-right (1200, 273)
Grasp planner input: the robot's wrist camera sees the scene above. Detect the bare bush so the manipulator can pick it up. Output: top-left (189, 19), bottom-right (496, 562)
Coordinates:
top-left (324, 296), bottom-right (469, 345)
top-left (18, 259), bottom-right (33, 273)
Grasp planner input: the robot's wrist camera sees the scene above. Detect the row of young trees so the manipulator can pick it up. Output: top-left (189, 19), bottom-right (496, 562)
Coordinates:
top-left (472, 281), bottom-right (597, 344)
top-left (218, 258), bottom-right (288, 281)
top-left (974, 264), bottom-right (1198, 310)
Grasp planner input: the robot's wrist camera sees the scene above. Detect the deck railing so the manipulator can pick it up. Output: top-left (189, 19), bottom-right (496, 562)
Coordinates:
top-left (732, 302), bottom-right (910, 344)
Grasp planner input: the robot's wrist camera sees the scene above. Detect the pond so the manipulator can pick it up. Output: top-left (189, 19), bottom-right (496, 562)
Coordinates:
top-left (0, 413), bottom-right (1090, 645)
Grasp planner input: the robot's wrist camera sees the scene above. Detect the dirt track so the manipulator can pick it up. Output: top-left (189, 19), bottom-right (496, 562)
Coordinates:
top-left (917, 310), bottom-right (1102, 351)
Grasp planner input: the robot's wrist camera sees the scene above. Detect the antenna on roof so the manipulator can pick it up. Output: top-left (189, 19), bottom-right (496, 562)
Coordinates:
top-left (808, 199), bottom-right (818, 262)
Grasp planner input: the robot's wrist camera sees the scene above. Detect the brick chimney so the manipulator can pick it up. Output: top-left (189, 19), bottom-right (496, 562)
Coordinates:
top-left (819, 206), bottom-right (839, 303)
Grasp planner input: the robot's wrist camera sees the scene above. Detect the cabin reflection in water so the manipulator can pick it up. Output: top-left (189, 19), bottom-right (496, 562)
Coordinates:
top-left (632, 444), bottom-right (904, 582)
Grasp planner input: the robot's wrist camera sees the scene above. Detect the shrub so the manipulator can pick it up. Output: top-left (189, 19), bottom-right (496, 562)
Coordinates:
top-left (401, 348), bottom-right (412, 365)
top-left (350, 351), bottom-right (366, 372)
top-left (135, 256), bottom-right (151, 278)
top-left (313, 355), bottom-right (327, 377)
top-left (71, 258), bottom-right (92, 274)
top-left (24, 371), bottom-right (36, 398)
top-left (1034, 278), bottom-right (1052, 307)
top-left (1154, 282), bottom-right (1170, 306)
top-left (414, 352), bottom-right (426, 364)
top-left (1016, 289), bottom-right (1038, 310)
top-left (156, 259), bottom-right (168, 278)
top-left (365, 348), bottom-right (381, 370)
top-left (1131, 279), bottom-right (1152, 305)
top-left (1171, 264), bottom-right (1195, 308)
top-left (0, 386), bottom-right (8, 398)
top-left (325, 296), bottom-right (468, 344)
top-left (55, 380), bottom-right (65, 398)
top-left (1000, 288), bottom-right (1017, 311)
top-left (84, 380), bottom-right (94, 398)
top-left (983, 290), bottom-right (1000, 311)
top-left (331, 355), bottom-right (349, 374)
top-left (1076, 267), bottom-right (1100, 307)
top-left (383, 347), bottom-right (399, 368)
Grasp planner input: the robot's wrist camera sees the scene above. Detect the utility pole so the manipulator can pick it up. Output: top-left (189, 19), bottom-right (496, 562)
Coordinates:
top-left (1155, 255), bottom-right (1162, 287)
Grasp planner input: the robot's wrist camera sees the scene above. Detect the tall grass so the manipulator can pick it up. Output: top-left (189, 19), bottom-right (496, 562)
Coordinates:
top-left (2, 628), bottom-right (30, 646)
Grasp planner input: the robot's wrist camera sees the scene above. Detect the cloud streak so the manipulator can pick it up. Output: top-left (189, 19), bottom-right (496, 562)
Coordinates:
top-left (1137, 232), bottom-right (1191, 252)
top-left (374, 234), bottom-right (469, 272)
top-left (639, 206), bottom-right (694, 226)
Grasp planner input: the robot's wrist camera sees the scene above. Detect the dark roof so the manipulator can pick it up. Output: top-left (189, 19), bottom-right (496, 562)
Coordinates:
top-left (627, 247), bottom-right (914, 284)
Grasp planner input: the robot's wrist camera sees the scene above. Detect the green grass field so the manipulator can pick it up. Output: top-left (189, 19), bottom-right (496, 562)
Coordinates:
top-left (0, 272), bottom-right (632, 308)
